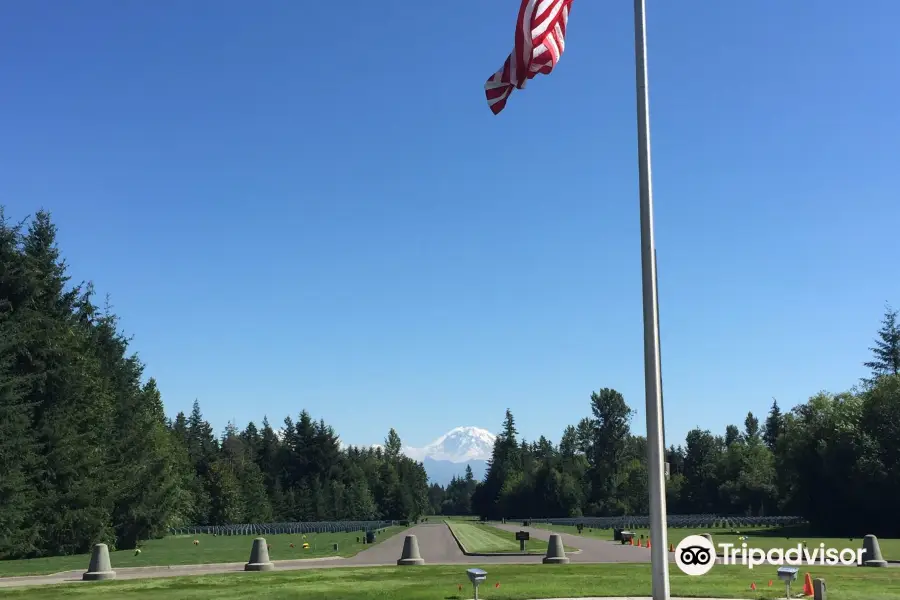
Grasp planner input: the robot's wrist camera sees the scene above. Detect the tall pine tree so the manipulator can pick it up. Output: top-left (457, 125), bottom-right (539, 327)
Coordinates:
top-left (864, 304), bottom-right (900, 384)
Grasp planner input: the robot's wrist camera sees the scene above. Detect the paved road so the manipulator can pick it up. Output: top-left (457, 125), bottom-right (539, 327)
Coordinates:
top-left (491, 522), bottom-right (656, 563)
top-left (344, 523), bottom-right (545, 566)
top-left (495, 523), bottom-right (900, 569)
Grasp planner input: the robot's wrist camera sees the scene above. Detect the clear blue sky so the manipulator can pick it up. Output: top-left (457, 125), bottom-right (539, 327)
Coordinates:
top-left (2, 1), bottom-right (898, 450)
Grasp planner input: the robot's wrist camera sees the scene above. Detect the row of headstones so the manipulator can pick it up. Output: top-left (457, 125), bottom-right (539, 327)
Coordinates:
top-left (666, 518), bottom-right (803, 528)
top-left (531, 515), bottom-right (802, 524)
top-left (521, 515), bottom-right (802, 529)
top-left (169, 520), bottom-right (395, 536)
top-left (170, 527), bottom-right (390, 537)
top-left (515, 514), bottom-right (716, 524)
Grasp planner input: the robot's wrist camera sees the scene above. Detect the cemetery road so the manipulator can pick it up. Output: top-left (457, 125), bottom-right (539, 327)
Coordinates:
top-left (345, 523), bottom-right (541, 565)
top-left (490, 522), bottom-right (658, 563)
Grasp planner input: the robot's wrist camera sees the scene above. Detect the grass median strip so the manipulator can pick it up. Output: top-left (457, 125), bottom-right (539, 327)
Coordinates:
top-left (446, 522), bottom-right (575, 555)
top-left (2, 563), bottom-right (899, 599)
top-left (0, 527), bottom-right (407, 578)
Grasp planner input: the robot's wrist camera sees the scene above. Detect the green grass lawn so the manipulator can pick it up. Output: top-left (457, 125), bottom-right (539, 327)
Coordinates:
top-left (2, 563), bottom-right (899, 599)
top-left (529, 523), bottom-right (900, 560)
top-left (439, 515), bottom-right (481, 523)
top-left (0, 527), bottom-right (406, 578)
top-left (446, 522), bottom-right (576, 555)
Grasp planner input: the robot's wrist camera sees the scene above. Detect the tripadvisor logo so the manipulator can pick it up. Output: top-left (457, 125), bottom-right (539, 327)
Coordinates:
top-left (674, 535), bottom-right (867, 575)
top-left (674, 535), bottom-right (717, 575)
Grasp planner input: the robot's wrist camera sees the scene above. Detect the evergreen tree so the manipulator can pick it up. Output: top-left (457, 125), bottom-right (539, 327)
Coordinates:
top-left (476, 409), bottom-right (520, 519)
top-left (744, 412), bottom-right (760, 441)
top-left (110, 377), bottom-right (184, 548)
top-left (587, 388), bottom-right (633, 513)
top-left (763, 399), bottom-right (783, 451)
top-left (206, 459), bottom-right (244, 525)
top-left (724, 424), bottom-right (740, 446)
top-left (240, 422), bottom-right (261, 463)
top-left (256, 417), bottom-right (281, 495)
top-left (24, 213), bottom-right (114, 555)
top-left (171, 412), bottom-right (189, 446)
top-left (0, 213), bottom-right (42, 558)
top-left (347, 478), bottom-right (377, 519)
top-left (558, 425), bottom-right (578, 457)
top-left (384, 428), bottom-right (402, 460)
top-left (185, 401), bottom-right (217, 524)
top-left (0, 312), bottom-right (41, 558)
top-left (187, 400), bottom-right (218, 472)
top-left (681, 429), bottom-right (722, 512)
top-left (864, 304), bottom-right (900, 383)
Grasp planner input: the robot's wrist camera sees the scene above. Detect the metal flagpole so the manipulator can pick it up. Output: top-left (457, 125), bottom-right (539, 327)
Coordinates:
top-left (633, 0), bottom-right (670, 598)
top-left (656, 248), bottom-right (671, 480)
top-left (655, 249), bottom-right (665, 455)
top-left (656, 249), bottom-right (670, 483)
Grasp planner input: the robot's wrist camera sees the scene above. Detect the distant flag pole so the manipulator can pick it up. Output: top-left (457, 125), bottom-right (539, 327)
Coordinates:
top-left (485, 1), bottom-right (671, 598)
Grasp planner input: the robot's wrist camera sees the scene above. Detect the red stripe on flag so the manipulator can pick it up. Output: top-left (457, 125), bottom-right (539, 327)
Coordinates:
top-left (485, 0), bottom-right (573, 114)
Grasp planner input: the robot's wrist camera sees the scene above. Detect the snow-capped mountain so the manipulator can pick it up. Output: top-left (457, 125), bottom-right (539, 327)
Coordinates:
top-left (402, 427), bottom-right (496, 486)
top-left (402, 426), bottom-right (496, 463)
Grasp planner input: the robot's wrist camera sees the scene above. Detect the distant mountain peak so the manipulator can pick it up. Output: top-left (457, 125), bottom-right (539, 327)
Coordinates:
top-left (403, 426), bottom-right (496, 463)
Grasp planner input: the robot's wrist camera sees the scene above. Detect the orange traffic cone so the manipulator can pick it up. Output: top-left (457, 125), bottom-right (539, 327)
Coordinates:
top-left (629, 538), bottom-right (634, 546)
top-left (803, 573), bottom-right (813, 596)
top-left (495, 582), bottom-right (500, 588)
top-left (768, 580), bottom-right (773, 586)
top-left (647, 540), bottom-right (651, 549)
top-left (669, 543), bottom-right (674, 552)
top-left (750, 582), bottom-right (757, 591)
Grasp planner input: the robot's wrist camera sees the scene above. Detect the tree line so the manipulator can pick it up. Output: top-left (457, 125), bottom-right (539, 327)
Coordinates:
top-left (0, 210), bottom-right (429, 560)
top-left (428, 306), bottom-right (899, 539)
top-left (1, 209), bottom-right (897, 561)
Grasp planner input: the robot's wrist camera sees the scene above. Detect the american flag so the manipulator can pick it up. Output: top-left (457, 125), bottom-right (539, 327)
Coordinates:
top-left (485, 0), bottom-right (574, 115)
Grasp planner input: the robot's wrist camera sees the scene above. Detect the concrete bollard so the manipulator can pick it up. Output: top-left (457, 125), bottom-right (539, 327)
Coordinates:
top-left (862, 534), bottom-right (887, 567)
top-left (83, 543), bottom-right (116, 581)
top-left (813, 577), bottom-right (826, 600)
top-left (244, 537), bottom-right (275, 571)
top-left (542, 534), bottom-right (570, 564)
top-left (397, 535), bottom-right (425, 565)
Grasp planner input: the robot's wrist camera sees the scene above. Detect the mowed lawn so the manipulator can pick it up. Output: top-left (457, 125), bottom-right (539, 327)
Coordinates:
top-left (2, 563), bottom-right (899, 599)
top-left (529, 523), bottom-right (900, 559)
top-left (446, 522), bottom-right (575, 555)
top-left (439, 516), bottom-right (481, 523)
top-left (0, 527), bottom-right (406, 578)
